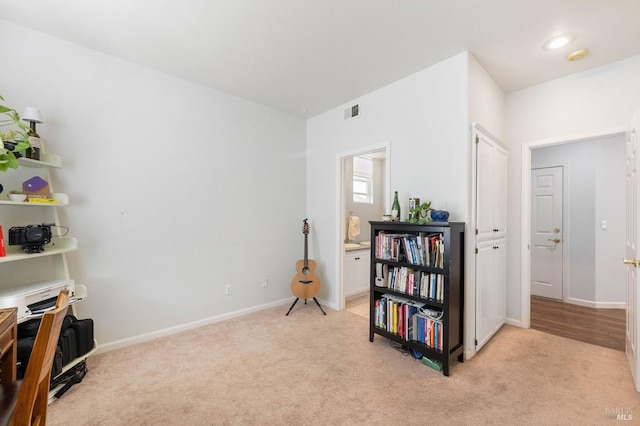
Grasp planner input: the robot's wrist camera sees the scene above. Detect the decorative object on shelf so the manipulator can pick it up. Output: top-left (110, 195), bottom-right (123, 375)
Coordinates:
top-left (408, 197), bottom-right (420, 221)
top-left (22, 176), bottom-right (49, 200)
top-left (0, 95), bottom-right (31, 172)
top-left (8, 191), bottom-right (27, 202)
top-left (409, 201), bottom-right (432, 224)
top-left (391, 191), bottom-right (401, 221)
top-left (22, 107), bottom-right (43, 161)
top-left (430, 210), bottom-right (450, 222)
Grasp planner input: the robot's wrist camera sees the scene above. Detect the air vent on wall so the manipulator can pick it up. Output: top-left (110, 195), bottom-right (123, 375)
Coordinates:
top-left (344, 104), bottom-right (359, 120)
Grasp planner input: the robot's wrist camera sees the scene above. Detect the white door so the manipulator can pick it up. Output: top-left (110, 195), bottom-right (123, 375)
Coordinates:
top-left (475, 239), bottom-right (506, 351)
top-left (473, 124), bottom-right (507, 352)
top-left (531, 167), bottom-right (563, 300)
top-left (476, 130), bottom-right (507, 241)
top-left (624, 112), bottom-right (640, 392)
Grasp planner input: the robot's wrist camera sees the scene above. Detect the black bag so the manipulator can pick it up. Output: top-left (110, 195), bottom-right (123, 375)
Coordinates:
top-left (17, 318), bottom-right (41, 338)
top-left (52, 346), bottom-right (63, 378)
top-left (69, 318), bottom-right (94, 357)
top-left (49, 359), bottom-right (88, 398)
top-left (17, 314), bottom-right (94, 383)
top-left (16, 337), bottom-right (63, 379)
top-left (16, 336), bottom-right (35, 379)
top-left (58, 327), bottom-right (78, 365)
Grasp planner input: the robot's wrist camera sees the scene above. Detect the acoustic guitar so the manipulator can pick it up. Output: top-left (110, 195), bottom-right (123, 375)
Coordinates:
top-left (290, 219), bottom-right (321, 299)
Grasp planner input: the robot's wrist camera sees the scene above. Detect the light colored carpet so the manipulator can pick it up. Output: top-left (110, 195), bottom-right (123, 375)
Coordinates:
top-left (47, 303), bottom-right (639, 425)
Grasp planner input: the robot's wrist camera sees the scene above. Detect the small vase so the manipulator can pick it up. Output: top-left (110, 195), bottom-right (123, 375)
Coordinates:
top-left (430, 210), bottom-right (449, 222)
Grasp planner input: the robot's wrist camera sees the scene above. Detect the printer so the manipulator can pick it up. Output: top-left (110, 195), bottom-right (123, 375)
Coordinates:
top-left (0, 279), bottom-right (75, 320)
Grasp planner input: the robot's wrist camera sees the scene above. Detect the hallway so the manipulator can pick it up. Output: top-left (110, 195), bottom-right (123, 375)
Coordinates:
top-left (530, 296), bottom-right (625, 351)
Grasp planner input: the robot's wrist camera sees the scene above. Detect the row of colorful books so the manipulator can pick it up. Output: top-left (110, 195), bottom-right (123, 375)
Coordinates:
top-left (374, 231), bottom-right (444, 268)
top-left (374, 294), bottom-right (443, 351)
top-left (375, 264), bottom-right (445, 302)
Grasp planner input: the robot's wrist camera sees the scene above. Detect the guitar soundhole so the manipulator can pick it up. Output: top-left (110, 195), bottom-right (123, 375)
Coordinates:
top-left (302, 267), bottom-right (310, 275)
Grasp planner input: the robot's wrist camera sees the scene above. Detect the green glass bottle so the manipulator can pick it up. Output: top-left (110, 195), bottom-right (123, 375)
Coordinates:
top-left (391, 191), bottom-right (401, 222)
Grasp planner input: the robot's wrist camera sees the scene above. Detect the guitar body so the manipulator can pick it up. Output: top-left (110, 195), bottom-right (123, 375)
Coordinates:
top-left (290, 219), bottom-right (321, 299)
top-left (291, 258), bottom-right (320, 299)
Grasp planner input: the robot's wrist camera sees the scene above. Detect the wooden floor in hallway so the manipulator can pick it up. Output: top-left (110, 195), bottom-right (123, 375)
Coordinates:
top-left (530, 296), bottom-right (625, 351)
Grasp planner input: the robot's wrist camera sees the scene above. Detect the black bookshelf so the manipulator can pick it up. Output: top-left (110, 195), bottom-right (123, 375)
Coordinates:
top-left (368, 221), bottom-right (464, 376)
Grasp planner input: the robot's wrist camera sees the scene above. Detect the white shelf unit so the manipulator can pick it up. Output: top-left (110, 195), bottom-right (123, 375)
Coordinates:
top-left (0, 151), bottom-right (96, 389)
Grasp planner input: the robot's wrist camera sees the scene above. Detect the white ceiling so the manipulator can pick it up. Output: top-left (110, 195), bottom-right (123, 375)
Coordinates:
top-left (1, 0), bottom-right (639, 117)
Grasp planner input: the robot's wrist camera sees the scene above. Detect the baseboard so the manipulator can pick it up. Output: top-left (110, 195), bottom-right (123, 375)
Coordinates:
top-left (566, 297), bottom-right (625, 309)
top-left (95, 298), bottom-right (293, 355)
top-left (505, 317), bottom-right (523, 328)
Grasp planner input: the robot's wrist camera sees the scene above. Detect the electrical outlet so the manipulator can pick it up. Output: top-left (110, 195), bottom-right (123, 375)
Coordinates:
top-left (225, 284), bottom-right (232, 295)
top-left (262, 278), bottom-right (269, 288)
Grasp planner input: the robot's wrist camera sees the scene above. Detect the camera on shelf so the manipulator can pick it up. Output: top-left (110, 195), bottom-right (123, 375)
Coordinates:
top-left (8, 223), bottom-right (54, 253)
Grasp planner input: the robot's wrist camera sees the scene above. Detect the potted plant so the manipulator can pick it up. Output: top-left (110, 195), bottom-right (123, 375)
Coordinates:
top-left (409, 201), bottom-right (433, 224)
top-left (0, 95), bottom-right (31, 172)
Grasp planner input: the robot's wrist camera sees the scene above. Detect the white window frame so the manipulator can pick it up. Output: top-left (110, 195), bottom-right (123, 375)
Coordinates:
top-left (352, 156), bottom-right (373, 204)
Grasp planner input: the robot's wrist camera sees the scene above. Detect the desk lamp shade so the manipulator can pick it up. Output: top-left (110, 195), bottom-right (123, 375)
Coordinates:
top-left (22, 107), bottom-right (43, 124)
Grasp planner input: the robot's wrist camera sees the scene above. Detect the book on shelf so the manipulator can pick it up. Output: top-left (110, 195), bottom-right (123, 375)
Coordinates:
top-left (376, 264), bottom-right (445, 302)
top-left (375, 231), bottom-right (445, 267)
top-left (374, 294), bottom-right (431, 341)
top-left (412, 312), bottom-right (443, 351)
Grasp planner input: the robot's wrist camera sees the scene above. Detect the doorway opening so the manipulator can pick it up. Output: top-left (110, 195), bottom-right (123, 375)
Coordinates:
top-left (337, 143), bottom-right (389, 312)
top-left (523, 132), bottom-right (626, 351)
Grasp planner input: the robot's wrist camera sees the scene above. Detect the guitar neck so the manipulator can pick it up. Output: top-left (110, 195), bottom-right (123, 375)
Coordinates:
top-left (304, 234), bottom-right (309, 268)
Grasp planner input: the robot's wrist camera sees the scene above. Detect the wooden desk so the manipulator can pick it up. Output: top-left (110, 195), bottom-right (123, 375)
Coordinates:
top-left (0, 308), bottom-right (17, 382)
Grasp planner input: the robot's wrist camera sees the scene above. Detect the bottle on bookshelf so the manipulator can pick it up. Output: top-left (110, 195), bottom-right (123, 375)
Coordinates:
top-left (391, 191), bottom-right (401, 222)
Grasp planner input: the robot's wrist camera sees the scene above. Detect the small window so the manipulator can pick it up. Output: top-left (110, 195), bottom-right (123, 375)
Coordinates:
top-left (353, 156), bottom-right (373, 204)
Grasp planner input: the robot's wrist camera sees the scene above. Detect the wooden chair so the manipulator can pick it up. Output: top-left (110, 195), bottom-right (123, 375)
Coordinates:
top-left (0, 290), bottom-right (69, 426)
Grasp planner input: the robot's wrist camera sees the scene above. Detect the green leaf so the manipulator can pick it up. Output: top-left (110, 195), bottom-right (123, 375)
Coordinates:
top-left (13, 141), bottom-right (31, 151)
top-left (0, 153), bottom-right (10, 172)
top-left (5, 150), bottom-right (18, 169)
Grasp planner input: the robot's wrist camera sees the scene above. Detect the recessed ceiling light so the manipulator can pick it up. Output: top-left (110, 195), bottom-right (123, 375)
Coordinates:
top-left (567, 49), bottom-right (588, 61)
top-left (544, 34), bottom-right (574, 50)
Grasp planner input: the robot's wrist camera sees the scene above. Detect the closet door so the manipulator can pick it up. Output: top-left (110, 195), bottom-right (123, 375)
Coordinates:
top-left (476, 133), bottom-right (496, 242)
top-left (473, 124), bottom-right (508, 352)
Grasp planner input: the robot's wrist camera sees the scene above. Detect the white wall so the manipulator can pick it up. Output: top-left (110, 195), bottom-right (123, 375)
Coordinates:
top-left (306, 52), bottom-right (470, 312)
top-left (467, 54), bottom-right (506, 358)
top-left (531, 135), bottom-right (625, 307)
top-left (0, 20), bottom-right (307, 351)
top-left (469, 54), bottom-right (506, 143)
top-left (594, 135), bottom-right (626, 306)
top-left (505, 55), bottom-right (640, 323)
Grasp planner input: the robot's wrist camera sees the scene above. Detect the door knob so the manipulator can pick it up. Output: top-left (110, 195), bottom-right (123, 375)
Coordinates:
top-left (623, 258), bottom-right (639, 267)
top-left (547, 238), bottom-right (561, 243)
